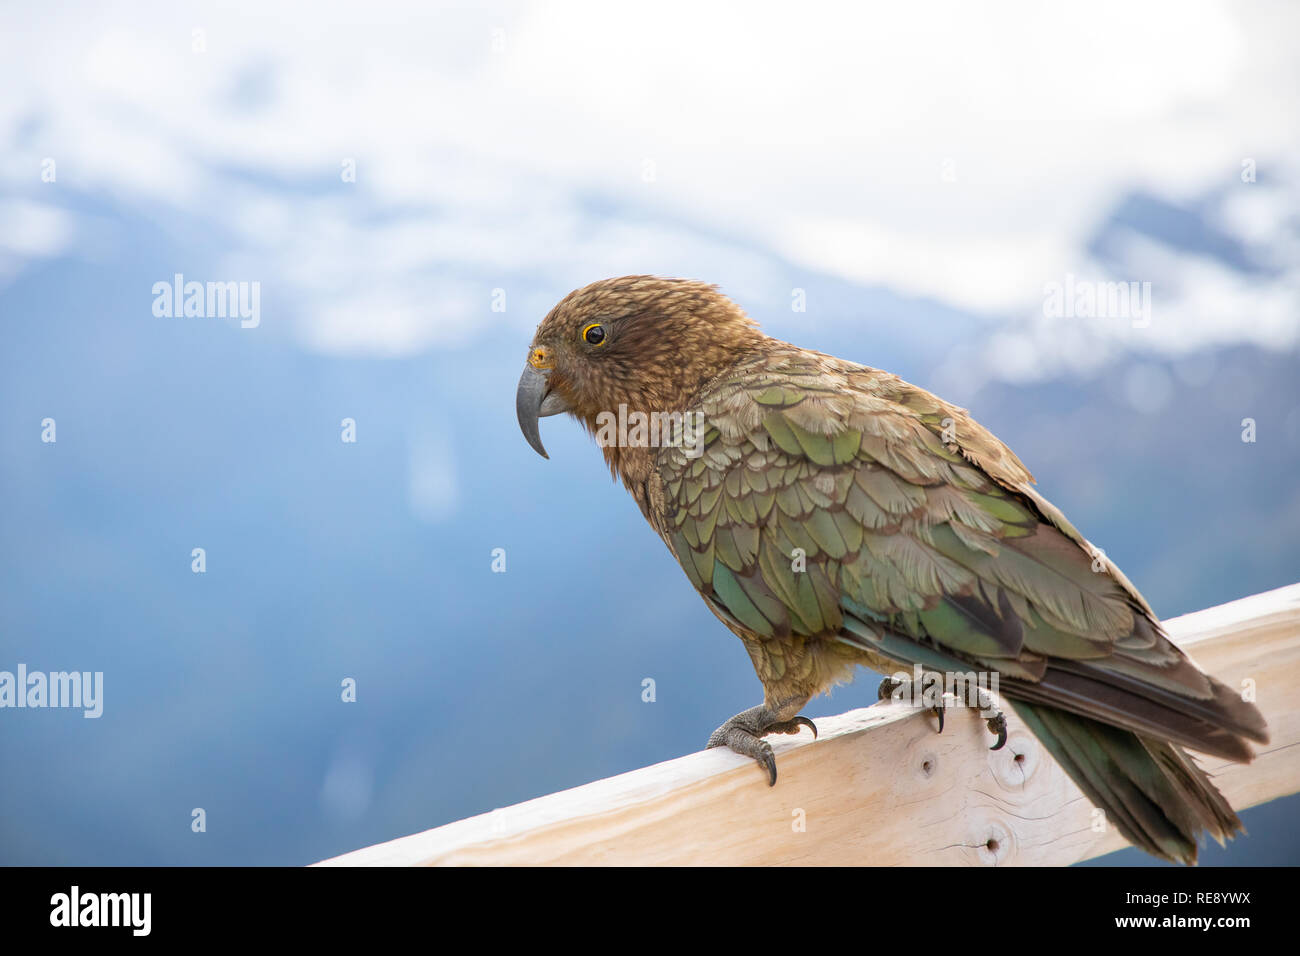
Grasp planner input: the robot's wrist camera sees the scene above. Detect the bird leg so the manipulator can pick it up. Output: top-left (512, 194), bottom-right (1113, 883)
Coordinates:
top-left (707, 701), bottom-right (817, 786)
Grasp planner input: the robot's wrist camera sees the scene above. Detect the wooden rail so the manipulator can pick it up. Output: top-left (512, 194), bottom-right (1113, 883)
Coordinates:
top-left (317, 583), bottom-right (1300, 866)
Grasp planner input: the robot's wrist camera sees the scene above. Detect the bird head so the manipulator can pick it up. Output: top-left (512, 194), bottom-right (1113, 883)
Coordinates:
top-left (516, 275), bottom-right (764, 460)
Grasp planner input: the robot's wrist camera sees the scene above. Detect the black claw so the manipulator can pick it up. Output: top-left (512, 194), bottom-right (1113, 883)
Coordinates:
top-left (788, 715), bottom-right (817, 739)
top-left (932, 704), bottom-right (945, 734)
top-left (988, 714), bottom-right (1008, 751)
top-left (761, 751), bottom-right (777, 786)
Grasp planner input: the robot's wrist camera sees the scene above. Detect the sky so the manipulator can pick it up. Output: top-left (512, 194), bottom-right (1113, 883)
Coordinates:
top-left (1, 1), bottom-right (1297, 866)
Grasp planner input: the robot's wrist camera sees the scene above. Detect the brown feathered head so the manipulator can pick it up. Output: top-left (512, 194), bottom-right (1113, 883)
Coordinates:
top-left (516, 276), bottom-right (765, 459)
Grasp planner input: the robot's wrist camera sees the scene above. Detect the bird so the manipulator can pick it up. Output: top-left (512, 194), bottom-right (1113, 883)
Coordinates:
top-left (515, 275), bottom-right (1268, 864)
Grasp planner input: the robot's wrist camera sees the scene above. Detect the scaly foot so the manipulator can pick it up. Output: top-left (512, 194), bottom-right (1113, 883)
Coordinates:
top-left (707, 704), bottom-right (817, 785)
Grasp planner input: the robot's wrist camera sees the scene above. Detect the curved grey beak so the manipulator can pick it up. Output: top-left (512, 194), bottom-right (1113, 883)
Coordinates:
top-left (516, 364), bottom-right (571, 459)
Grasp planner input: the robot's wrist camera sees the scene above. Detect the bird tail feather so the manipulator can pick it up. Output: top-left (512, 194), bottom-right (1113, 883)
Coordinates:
top-left (1010, 700), bottom-right (1242, 864)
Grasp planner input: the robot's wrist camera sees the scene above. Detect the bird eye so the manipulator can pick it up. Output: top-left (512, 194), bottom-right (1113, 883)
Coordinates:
top-left (582, 323), bottom-right (606, 345)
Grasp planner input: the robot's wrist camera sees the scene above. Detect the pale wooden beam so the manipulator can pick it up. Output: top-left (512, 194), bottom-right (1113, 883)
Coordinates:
top-left (316, 583), bottom-right (1300, 866)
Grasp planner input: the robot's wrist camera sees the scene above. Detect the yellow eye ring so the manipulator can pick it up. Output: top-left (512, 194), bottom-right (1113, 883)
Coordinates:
top-left (582, 323), bottom-right (606, 346)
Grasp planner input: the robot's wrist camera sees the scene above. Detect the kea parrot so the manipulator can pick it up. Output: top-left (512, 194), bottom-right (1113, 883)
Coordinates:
top-left (515, 275), bottom-right (1268, 864)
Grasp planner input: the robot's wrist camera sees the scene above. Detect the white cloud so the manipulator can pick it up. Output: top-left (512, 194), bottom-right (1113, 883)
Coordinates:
top-left (1, 0), bottom-right (1296, 372)
top-left (0, 199), bottom-right (73, 257)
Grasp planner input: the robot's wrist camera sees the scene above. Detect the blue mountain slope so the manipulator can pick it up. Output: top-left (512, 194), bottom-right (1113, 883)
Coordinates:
top-left (1, 189), bottom-right (1296, 865)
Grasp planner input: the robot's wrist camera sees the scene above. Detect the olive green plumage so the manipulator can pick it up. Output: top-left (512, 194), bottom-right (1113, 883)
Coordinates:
top-left (518, 275), bottom-right (1269, 864)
